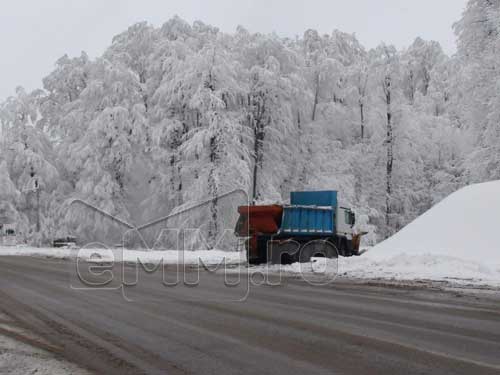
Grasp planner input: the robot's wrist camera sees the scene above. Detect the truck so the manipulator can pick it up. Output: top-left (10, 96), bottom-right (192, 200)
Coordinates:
top-left (234, 191), bottom-right (363, 264)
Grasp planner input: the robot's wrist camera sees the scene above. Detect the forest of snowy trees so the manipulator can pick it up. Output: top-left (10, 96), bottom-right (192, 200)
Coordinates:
top-left (0, 0), bottom-right (499, 246)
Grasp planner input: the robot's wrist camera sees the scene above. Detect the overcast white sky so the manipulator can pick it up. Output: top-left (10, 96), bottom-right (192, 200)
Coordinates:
top-left (0, 0), bottom-right (468, 101)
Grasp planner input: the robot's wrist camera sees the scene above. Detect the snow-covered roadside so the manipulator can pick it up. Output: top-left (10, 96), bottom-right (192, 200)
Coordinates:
top-left (237, 250), bottom-right (500, 289)
top-left (339, 253), bottom-right (500, 288)
top-left (3, 245), bottom-right (500, 288)
top-left (0, 333), bottom-right (90, 375)
top-left (0, 246), bottom-right (74, 260)
top-left (238, 256), bottom-right (500, 289)
top-left (0, 311), bottom-right (89, 375)
top-left (0, 245), bottom-right (246, 265)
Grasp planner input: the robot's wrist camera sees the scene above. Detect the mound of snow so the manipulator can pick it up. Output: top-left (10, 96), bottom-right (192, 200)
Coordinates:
top-left (367, 181), bottom-right (500, 266)
top-left (339, 181), bottom-right (500, 286)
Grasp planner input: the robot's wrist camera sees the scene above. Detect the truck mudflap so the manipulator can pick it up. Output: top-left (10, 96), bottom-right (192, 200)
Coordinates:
top-left (351, 232), bottom-right (367, 255)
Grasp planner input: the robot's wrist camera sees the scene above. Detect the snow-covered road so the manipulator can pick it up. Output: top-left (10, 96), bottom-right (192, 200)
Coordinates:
top-left (1, 256), bottom-right (500, 375)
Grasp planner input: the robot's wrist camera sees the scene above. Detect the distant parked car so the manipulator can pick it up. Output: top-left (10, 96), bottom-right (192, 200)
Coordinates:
top-left (53, 236), bottom-right (77, 248)
top-left (0, 223), bottom-right (17, 246)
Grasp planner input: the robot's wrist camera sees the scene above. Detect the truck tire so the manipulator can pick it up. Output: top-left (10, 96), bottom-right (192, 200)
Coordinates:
top-left (267, 239), bottom-right (301, 265)
top-left (340, 238), bottom-right (347, 256)
top-left (298, 240), bottom-right (338, 263)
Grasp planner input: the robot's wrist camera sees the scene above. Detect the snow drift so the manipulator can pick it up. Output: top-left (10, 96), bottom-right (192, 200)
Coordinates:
top-left (366, 180), bottom-right (500, 266)
top-left (334, 180), bottom-right (500, 286)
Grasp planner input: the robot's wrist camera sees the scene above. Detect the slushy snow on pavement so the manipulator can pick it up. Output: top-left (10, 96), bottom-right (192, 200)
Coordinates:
top-left (0, 334), bottom-right (90, 375)
top-left (0, 311), bottom-right (90, 375)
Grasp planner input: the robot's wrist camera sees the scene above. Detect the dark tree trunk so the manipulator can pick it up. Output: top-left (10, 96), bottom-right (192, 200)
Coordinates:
top-left (407, 69), bottom-right (415, 104)
top-left (384, 75), bottom-right (393, 230)
top-left (250, 92), bottom-right (266, 204)
top-left (312, 72), bottom-right (319, 121)
top-left (422, 68), bottom-right (430, 96)
top-left (357, 71), bottom-right (368, 140)
top-left (251, 122), bottom-right (265, 204)
top-left (207, 134), bottom-right (219, 249)
top-left (359, 102), bottom-right (365, 140)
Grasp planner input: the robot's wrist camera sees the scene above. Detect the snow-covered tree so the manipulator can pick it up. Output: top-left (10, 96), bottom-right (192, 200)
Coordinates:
top-left (1, 8), bottom-right (498, 246)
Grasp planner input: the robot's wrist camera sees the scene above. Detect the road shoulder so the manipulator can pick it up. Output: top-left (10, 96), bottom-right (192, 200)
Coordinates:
top-left (0, 312), bottom-right (90, 375)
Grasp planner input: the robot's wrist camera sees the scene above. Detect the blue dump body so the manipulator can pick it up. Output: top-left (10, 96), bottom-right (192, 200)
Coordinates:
top-left (281, 191), bottom-right (337, 236)
top-left (290, 191), bottom-right (338, 207)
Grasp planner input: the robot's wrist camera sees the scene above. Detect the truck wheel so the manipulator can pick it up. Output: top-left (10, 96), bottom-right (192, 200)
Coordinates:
top-left (298, 240), bottom-right (338, 263)
top-left (267, 239), bottom-right (301, 265)
top-left (339, 238), bottom-right (347, 257)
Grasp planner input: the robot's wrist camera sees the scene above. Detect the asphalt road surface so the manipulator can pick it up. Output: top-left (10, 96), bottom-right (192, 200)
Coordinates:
top-left (0, 256), bottom-right (500, 375)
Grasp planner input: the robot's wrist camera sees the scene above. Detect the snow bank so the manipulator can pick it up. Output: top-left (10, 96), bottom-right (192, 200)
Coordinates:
top-left (367, 180), bottom-right (500, 266)
top-left (79, 248), bottom-right (246, 265)
top-left (0, 246), bottom-right (246, 265)
top-left (336, 181), bottom-right (500, 286)
top-left (242, 255), bottom-right (500, 287)
top-left (340, 254), bottom-right (500, 287)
